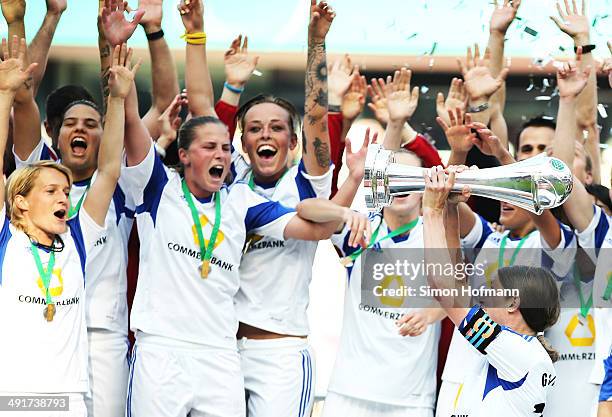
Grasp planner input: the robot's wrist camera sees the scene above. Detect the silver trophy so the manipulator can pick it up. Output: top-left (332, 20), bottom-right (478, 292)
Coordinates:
top-left (364, 144), bottom-right (573, 214)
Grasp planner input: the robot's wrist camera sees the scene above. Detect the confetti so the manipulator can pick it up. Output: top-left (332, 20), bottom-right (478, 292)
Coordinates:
top-left (252, 70), bottom-right (263, 77)
top-left (535, 96), bottom-right (552, 101)
top-left (526, 78), bottom-right (535, 92)
top-left (406, 33), bottom-right (418, 41)
top-left (540, 78), bottom-right (551, 93)
top-left (542, 116), bottom-right (555, 121)
top-left (598, 104), bottom-right (608, 119)
top-left (428, 42), bottom-right (438, 56)
top-left (420, 86), bottom-right (430, 94)
top-left (524, 27), bottom-right (538, 37)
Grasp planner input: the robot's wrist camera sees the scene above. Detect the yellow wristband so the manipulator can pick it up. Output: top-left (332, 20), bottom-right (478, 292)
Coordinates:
top-left (181, 32), bottom-right (206, 45)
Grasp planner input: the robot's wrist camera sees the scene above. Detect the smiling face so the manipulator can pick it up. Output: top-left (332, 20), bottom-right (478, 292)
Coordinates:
top-left (57, 104), bottom-right (103, 179)
top-left (241, 102), bottom-right (297, 181)
top-left (498, 201), bottom-right (532, 232)
top-left (179, 123), bottom-right (231, 197)
top-left (17, 168), bottom-right (71, 240)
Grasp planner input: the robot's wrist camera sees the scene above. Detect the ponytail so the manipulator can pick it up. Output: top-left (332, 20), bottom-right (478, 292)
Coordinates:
top-left (536, 333), bottom-right (560, 363)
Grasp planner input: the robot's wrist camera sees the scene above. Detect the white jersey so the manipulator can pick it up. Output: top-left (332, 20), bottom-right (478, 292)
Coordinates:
top-left (443, 212), bottom-right (576, 384)
top-left (235, 157), bottom-right (332, 336)
top-left (0, 207), bottom-right (104, 393)
top-left (451, 306), bottom-right (556, 417)
top-left (328, 213), bottom-right (439, 408)
top-left (121, 144), bottom-right (296, 349)
top-left (15, 139), bottom-right (133, 334)
top-left (575, 206), bottom-right (612, 385)
top-left (601, 345), bottom-right (612, 402)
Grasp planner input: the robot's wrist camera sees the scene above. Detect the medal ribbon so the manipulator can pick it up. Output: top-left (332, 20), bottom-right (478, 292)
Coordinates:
top-left (497, 230), bottom-right (535, 268)
top-left (342, 216), bottom-right (420, 266)
top-left (573, 265), bottom-right (593, 319)
top-left (182, 179), bottom-right (221, 272)
top-left (603, 272), bottom-right (612, 301)
top-left (68, 181), bottom-right (91, 218)
top-left (30, 242), bottom-right (56, 306)
top-left (248, 169), bottom-right (290, 191)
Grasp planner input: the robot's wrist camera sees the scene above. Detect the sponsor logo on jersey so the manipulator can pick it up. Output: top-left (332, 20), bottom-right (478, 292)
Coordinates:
top-left (167, 242), bottom-right (235, 272)
top-left (243, 234), bottom-right (285, 252)
top-left (36, 268), bottom-right (64, 297)
top-left (564, 313), bottom-right (595, 347)
top-left (191, 214), bottom-right (225, 249)
top-left (93, 236), bottom-right (107, 247)
top-left (18, 294), bottom-right (80, 306)
top-left (358, 303), bottom-right (405, 321)
top-left (557, 352), bottom-right (595, 361)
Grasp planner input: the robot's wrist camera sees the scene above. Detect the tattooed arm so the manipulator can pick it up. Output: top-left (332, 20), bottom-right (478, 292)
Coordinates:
top-left (302, 0), bottom-right (335, 176)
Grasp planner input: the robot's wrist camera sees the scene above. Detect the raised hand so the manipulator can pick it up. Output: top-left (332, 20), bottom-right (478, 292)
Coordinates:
top-left (101, 0), bottom-right (146, 47)
top-left (46, 0), bottom-right (67, 15)
top-left (0, 37), bottom-right (37, 94)
top-left (469, 122), bottom-right (505, 157)
top-left (550, 0), bottom-right (590, 43)
top-left (490, 0), bottom-right (521, 34)
top-left (178, 0), bottom-right (204, 33)
top-left (345, 128), bottom-right (377, 181)
top-left (0, 0), bottom-right (25, 24)
top-left (458, 44), bottom-right (509, 100)
top-left (342, 69), bottom-right (366, 121)
top-left (157, 92), bottom-right (188, 149)
top-left (556, 47), bottom-right (591, 99)
top-left (436, 107), bottom-right (475, 154)
top-left (436, 78), bottom-right (468, 127)
top-left (367, 77), bottom-right (390, 126)
top-left (138, 0), bottom-right (163, 33)
top-left (309, 0), bottom-right (335, 42)
top-left (602, 41), bottom-right (612, 87)
top-left (328, 54), bottom-right (354, 106)
top-left (224, 35), bottom-right (259, 89)
top-left (384, 67), bottom-right (419, 123)
top-left (108, 43), bottom-right (142, 99)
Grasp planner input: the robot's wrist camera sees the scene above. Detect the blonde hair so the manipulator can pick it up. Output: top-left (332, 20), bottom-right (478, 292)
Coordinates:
top-left (5, 161), bottom-right (73, 232)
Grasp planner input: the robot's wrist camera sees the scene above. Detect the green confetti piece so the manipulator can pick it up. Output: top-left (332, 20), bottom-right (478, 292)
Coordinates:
top-left (524, 27), bottom-right (538, 36)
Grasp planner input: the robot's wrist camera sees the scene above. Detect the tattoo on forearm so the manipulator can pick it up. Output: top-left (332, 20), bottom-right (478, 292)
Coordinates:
top-left (305, 41), bottom-right (327, 115)
top-left (313, 137), bottom-right (330, 168)
top-left (302, 134), bottom-right (308, 155)
top-left (100, 44), bottom-right (111, 59)
top-left (101, 66), bottom-right (111, 113)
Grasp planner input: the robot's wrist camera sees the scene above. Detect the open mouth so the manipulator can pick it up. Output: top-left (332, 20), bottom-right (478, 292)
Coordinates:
top-left (209, 165), bottom-right (224, 179)
top-left (501, 203), bottom-right (515, 213)
top-left (53, 209), bottom-right (66, 220)
top-left (70, 137), bottom-right (88, 155)
top-left (256, 144), bottom-right (278, 160)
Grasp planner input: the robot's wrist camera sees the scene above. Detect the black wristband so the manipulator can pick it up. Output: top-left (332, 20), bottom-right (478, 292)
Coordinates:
top-left (146, 29), bottom-right (164, 41)
top-left (574, 44), bottom-right (595, 53)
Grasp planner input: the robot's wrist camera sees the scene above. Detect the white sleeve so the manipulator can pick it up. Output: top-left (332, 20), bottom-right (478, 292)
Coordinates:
top-left (13, 138), bottom-right (58, 169)
top-left (576, 205), bottom-right (610, 252)
top-left (541, 223), bottom-right (577, 278)
top-left (242, 185), bottom-right (296, 240)
top-left (120, 142), bottom-right (169, 209)
top-left (231, 152), bottom-right (250, 183)
top-left (70, 207), bottom-right (106, 253)
top-left (296, 160), bottom-right (333, 199)
top-left (461, 212), bottom-right (493, 249)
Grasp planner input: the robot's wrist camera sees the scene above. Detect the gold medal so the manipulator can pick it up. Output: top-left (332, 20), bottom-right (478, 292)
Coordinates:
top-left (44, 304), bottom-right (56, 322)
top-left (200, 260), bottom-right (210, 278)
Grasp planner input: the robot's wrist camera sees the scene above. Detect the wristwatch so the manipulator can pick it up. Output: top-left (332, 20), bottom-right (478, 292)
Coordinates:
top-left (467, 102), bottom-right (490, 113)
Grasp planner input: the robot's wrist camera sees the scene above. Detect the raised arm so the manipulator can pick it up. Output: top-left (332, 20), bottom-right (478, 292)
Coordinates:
top-left (551, 0), bottom-right (600, 183)
top-left (0, 37), bottom-right (38, 208)
top-left (84, 44), bottom-right (141, 226)
top-left (180, 0), bottom-right (215, 117)
top-left (155, 92), bottom-right (187, 156)
top-left (552, 52), bottom-right (594, 232)
top-left (302, 0), bottom-right (335, 175)
top-left (27, 0), bottom-right (66, 94)
top-left (138, 0), bottom-right (180, 140)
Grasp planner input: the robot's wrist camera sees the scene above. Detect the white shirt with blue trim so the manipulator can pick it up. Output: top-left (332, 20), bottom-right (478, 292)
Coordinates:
top-left (0, 206), bottom-right (104, 393)
top-left (601, 345), bottom-right (612, 402)
top-left (327, 213), bottom-right (440, 408)
top-left (121, 144), bottom-right (296, 349)
top-left (443, 212), bottom-right (576, 385)
top-left (14, 138), bottom-right (134, 335)
top-left (453, 305), bottom-right (556, 417)
top-left (235, 159), bottom-right (332, 336)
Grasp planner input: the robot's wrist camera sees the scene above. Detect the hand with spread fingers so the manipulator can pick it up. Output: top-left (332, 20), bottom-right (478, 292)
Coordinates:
top-left (101, 0), bottom-right (146, 46)
top-left (342, 69), bottom-right (367, 121)
top-left (458, 44), bottom-right (509, 101)
top-left (224, 35), bottom-right (259, 89)
top-left (436, 107), bottom-right (475, 155)
top-left (384, 67), bottom-right (420, 124)
top-left (490, 0), bottom-right (521, 35)
top-left (0, 36), bottom-right (37, 95)
top-left (436, 77), bottom-right (468, 127)
top-left (108, 43), bottom-right (142, 99)
top-left (556, 47), bottom-right (591, 99)
top-left (329, 54), bottom-right (355, 109)
top-left (550, 0), bottom-right (590, 44)
top-left (157, 92), bottom-right (188, 150)
top-left (367, 77), bottom-right (390, 126)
